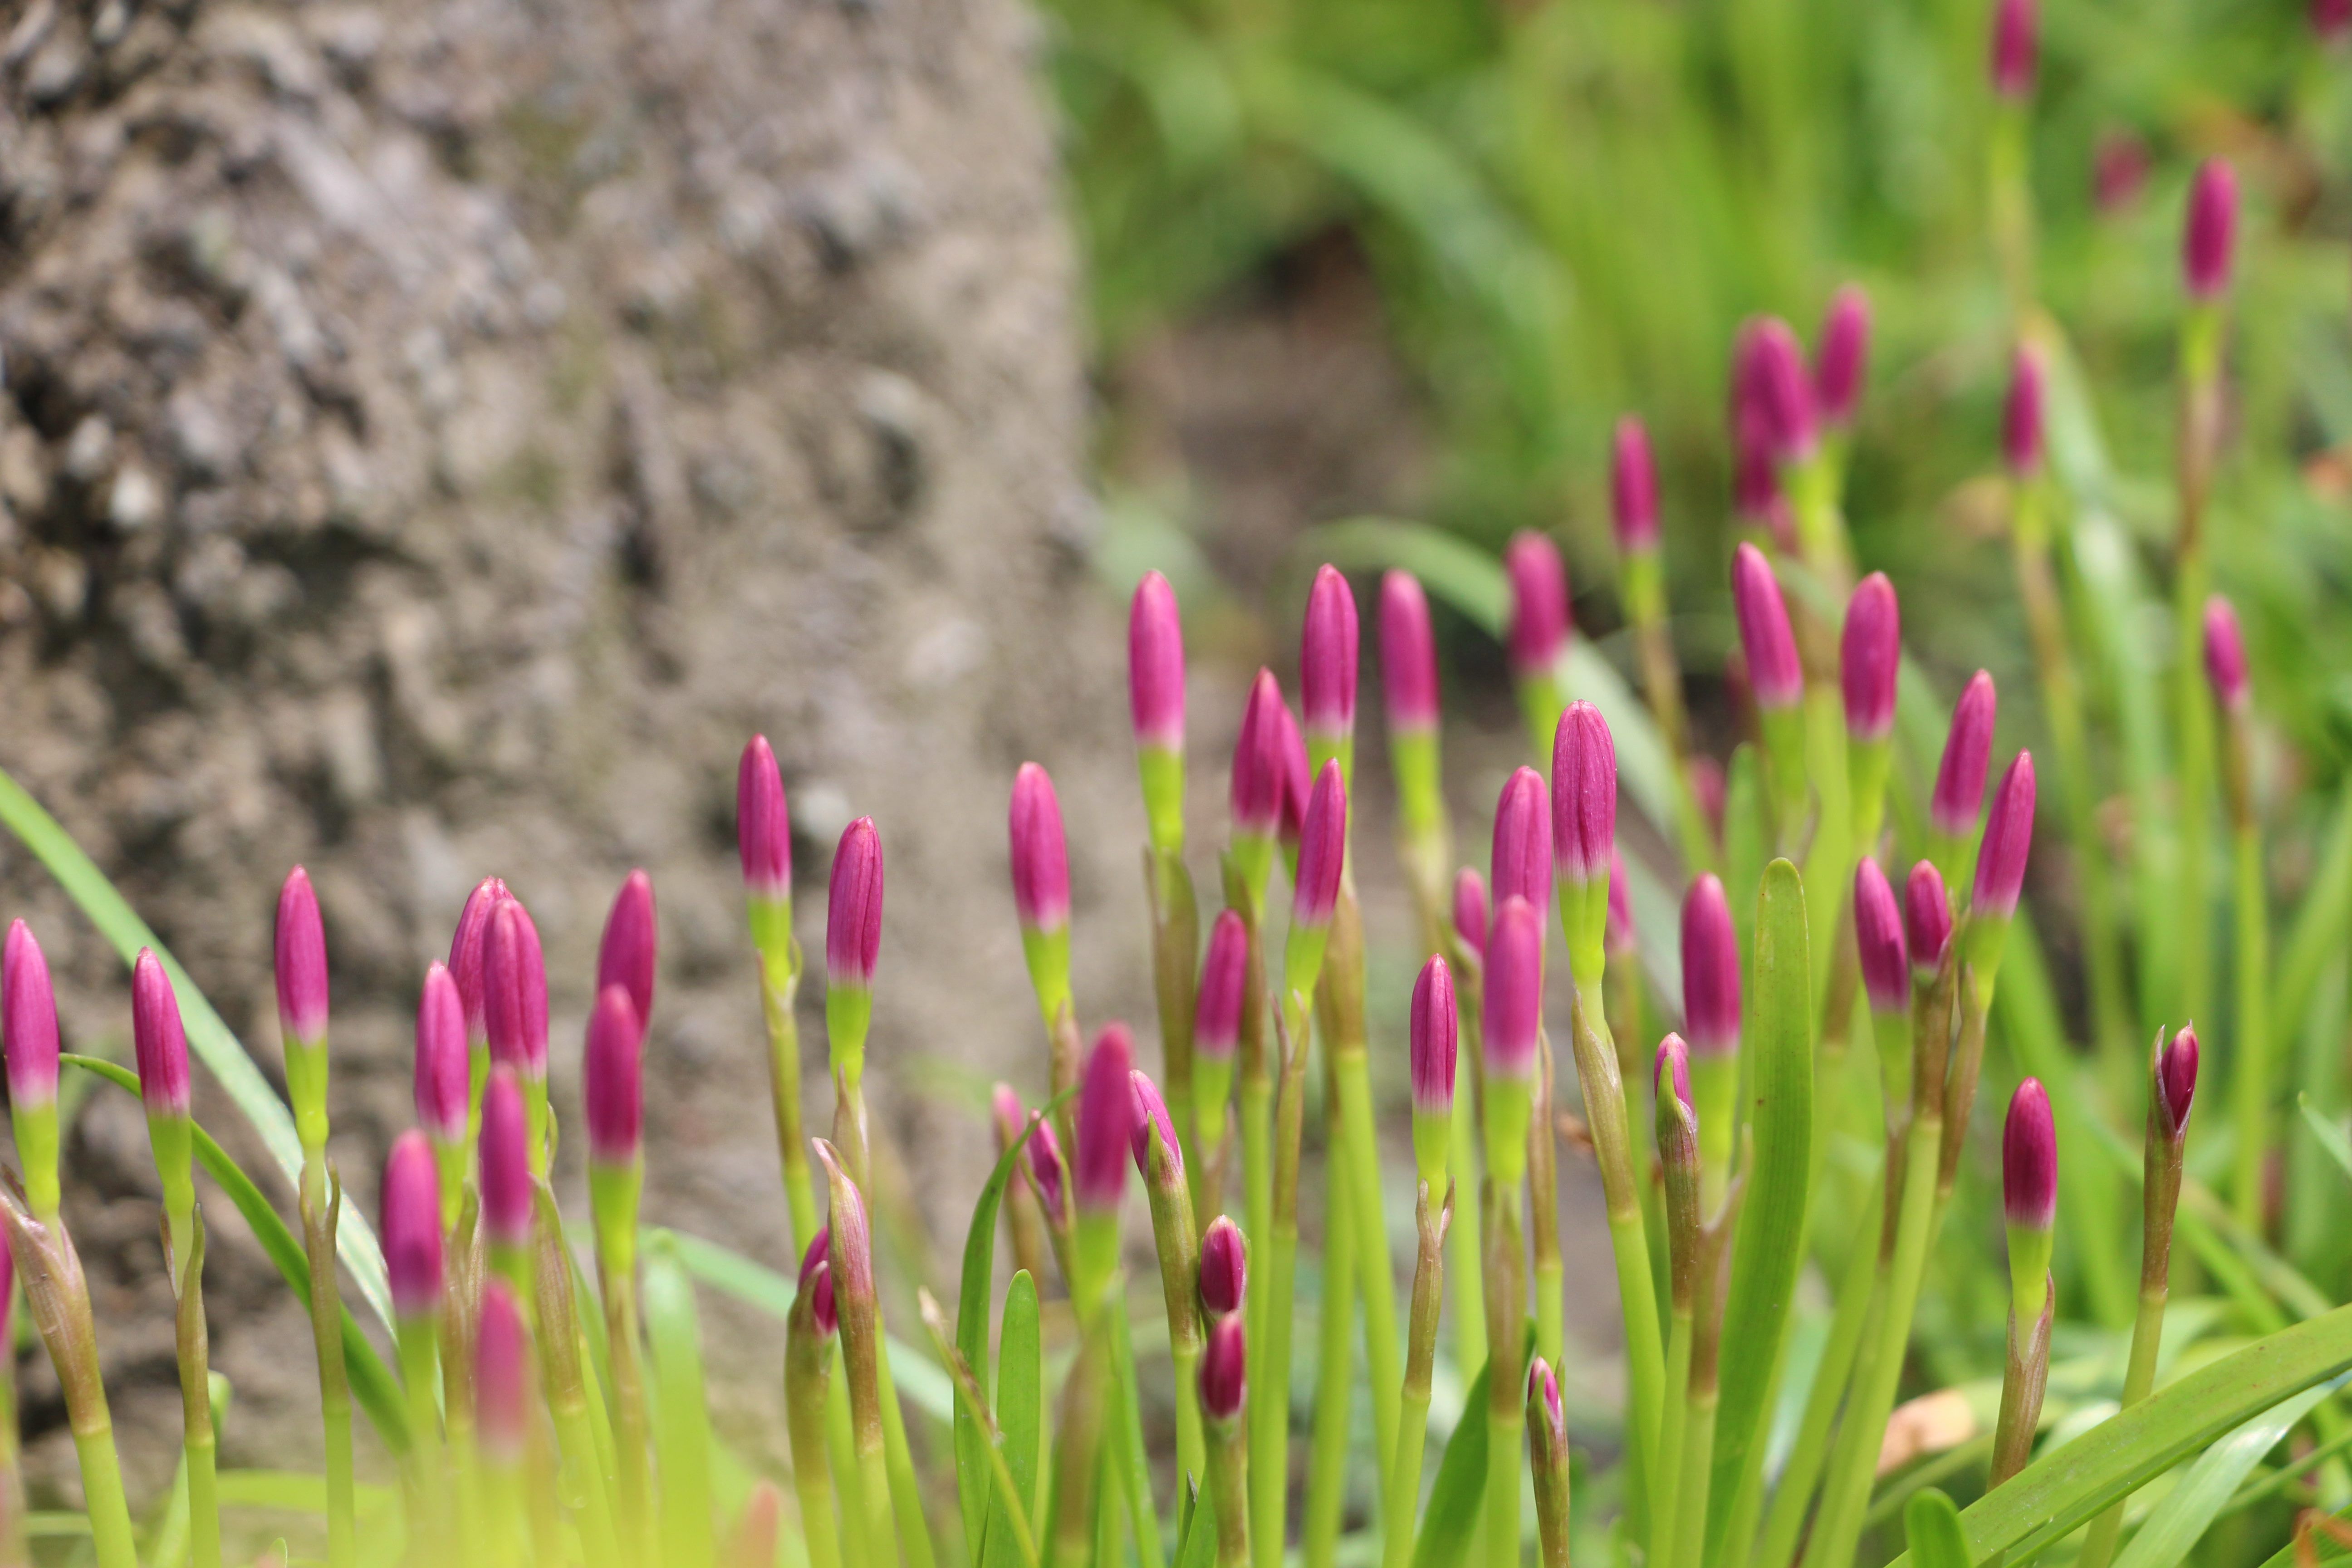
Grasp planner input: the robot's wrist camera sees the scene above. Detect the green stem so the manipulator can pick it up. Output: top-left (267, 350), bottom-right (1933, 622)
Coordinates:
top-left (1255, 983), bottom-right (1317, 1568)
top-left (300, 1157), bottom-right (358, 1568)
top-left (1528, 1035), bottom-right (1563, 1376)
top-left (1668, 1390), bottom-right (1720, 1568)
top-left (2232, 822), bottom-right (2272, 1230)
top-left (1482, 1189), bottom-right (1527, 1568)
top-left (1447, 1048), bottom-right (1487, 1376)
top-left (1383, 1187), bottom-right (1448, 1568)
top-left (785, 1316), bottom-right (843, 1568)
top-left (1568, 995), bottom-right (1665, 1502)
top-left (830, 1360), bottom-right (874, 1568)
top-left (1303, 1161), bottom-right (1357, 1568)
top-left (1335, 1052), bottom-right (1404, 1481)
top-left (2073, 1288), bottom-right (2172, 1568)
top-left (1652, 1313), bottom-right (1693, 1568)
top-left (1209, 1416), bottom-right (1251, 1568)
top-left (758, 952), bottom-right (819, 1255)
top-left (2175, 542), bottom-right (2215, 1036)
top-left (396, 1319), bottom-right (440, 1568)
top-left (1107, 1302), bottom-right (1164, 1568)
top-left (598, 1259), bottom-right (655, 1568)
top-left (70, 1425), bottom-right (137, 1568)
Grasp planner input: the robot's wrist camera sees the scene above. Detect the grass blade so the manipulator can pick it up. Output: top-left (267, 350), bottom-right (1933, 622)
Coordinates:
top-left (647, 1232), bottom-right (719, 1568)
top-left (984, 1271), bottom-right (1045, 1568)
top-left (2298, 1096), bottom-right (2352, 1186)
top-left (1410, 1349), bottom-right (1495, 1568)
top-left (2107, 1377), bottom-right (2342, 1568)
top-left (1904, 1489), bottom-right (1970, 1568)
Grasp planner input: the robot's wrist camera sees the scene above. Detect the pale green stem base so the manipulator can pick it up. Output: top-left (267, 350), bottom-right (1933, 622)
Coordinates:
top-left (2073, 1288), bottom-right (2171, 1568)
top-left (70, 1424), bottom-right (137, 1568)
top-left (1335, 1055), bottom-right (1403, 1489)
top-left (1667, 1393), bottom-right (1720, 1568)
top-left (1305, 1172), bottom-right (1357, 1568)
top-left (2231, 824), bottom-right (2273, 1231)
top-left (1108, 1301), bottom-right (1165, 1568)
top-left (1447, 1090), bottom-right (1486, 1372)
top-left (1651, 1313), bottom-right (1693, 1568)
top-left (299, 1156), bottom-right (358, 1568)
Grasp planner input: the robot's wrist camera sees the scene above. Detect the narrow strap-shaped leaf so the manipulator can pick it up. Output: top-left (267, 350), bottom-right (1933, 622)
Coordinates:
top-left (646, 1233), bottom-right (719, 1568)
top-left (1904, 1489), bottom-right (1971, 1568)
top-left (983, 1271), bottom-right (1044, 1568)
top-left (2109, 1376), bottom-right (2343, 1568)
top-left (1410, 1347), bottom-right (1501, 1568)
top-left (2299, 1096), bottom-right (2352, 1186)
top-left (1722, 746), bottom-right (1765, 965)
top-left (1173, 1477), bottom-right (1217, 1568)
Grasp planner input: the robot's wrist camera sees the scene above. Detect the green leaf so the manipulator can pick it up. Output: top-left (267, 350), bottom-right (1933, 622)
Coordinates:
top-left (210, 1471), bottom-right (400, 1516)
top-left (984, 1271), bottom-right (1045, 1568)
top-left (2275, 784), bottom-right (2352, 1037)
top-left (2298, 1095), bottom-right (2352, 1185)
top-left (647, 1232), bottom-right (719, 1568)
top-left (2108, 1376), bottom-right (2342, 1568)
top-left (0, 768), bottom-right (394, 1330)
top-left (1411, 1350), bottom-right (1495, 1568)
top-left (1723, 745), bottom-right (1765, 967)
top-left (1173, 1477), bottom-right (1218, 1568)
top-left (1903, 1488), bottom-right (1971, 1568)
top-left (57, 1054), bottom-right (410, 1455)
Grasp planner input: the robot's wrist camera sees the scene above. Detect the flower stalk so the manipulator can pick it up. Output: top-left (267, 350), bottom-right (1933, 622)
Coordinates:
top-left (1529, 1358), bottom-right (1571, 1568)
top-left (741, 736), bottom-right (819, 1250)
top-left (1382, 1181), bottom-right (1451, 1568)
top-left (786, 1231), bottom-right (843, 1568)
top-left (1614, 416), bottom-right (1718, 872)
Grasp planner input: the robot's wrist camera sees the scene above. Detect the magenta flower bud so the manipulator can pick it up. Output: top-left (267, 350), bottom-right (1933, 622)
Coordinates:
top-left (485, 896), bottom-right (549, 1075)
top-left (1274, 696), bottom-right (1311, 853)
top-left (2157, 1024), bottom-right (2200, 1140)
top-left (1482, 897), bottom-right (1544, 1082)
top-left (1231, 669), bottom-right (1289, 838)
top-left (2204, 595), bottom-right (2249, 711)
top-left (1128, 1068), bottom-right (1183, 1182)
top-left (2184, 158), bottom-right (2238, 301)
top-left (1816, 286), bottom-right (1871, 429)
top-left (415, 962), bottom-right (468, 1144)
top-left (1302, 564), bottom-right (1361, 744)
top-left (450, 876), bottom-right (506, 1043)
top-left (1552, 701), bottom-right (1619, 887)
top-left (1989, 0), bottom-right (2037, 99)
top-left (1905, 861), bottom-right (1955, 975)
top-left (480, 1067), bottom-right (533, 1250)
top-left (2096, 131), bottom-right (2151, 215)
top-left (475, 1278), bottom-right (531, 1462)
top-left (583, 984), bottom-right (645, 1166)
top-left (1733, 420), bottom-right (1784, 525)
top-left (1654, 1033), bottom-right (1693, 1117)
top-left (1196, 910), bottom-right (1249, 1064)
top-left (1505, 531), bottom-right (1571, 681)
top-left (821, 1145), bottom-right (878, 1316)
top-left (1453, 869), bottom-right (1489, 962)
top-left (1077, 1024), bottom-right (1137, 1213)
top-left (2002, 1077), bottom-right (2056, 1229)
top-left (1490, 765), bottom-right (1554, 931)
top-left (2004, 347), bottom-right (2045, 479)
top-left (1841, 572), bottom-right (1901, 743)
top-left (1691, 756), bottom-right (1727, 839)
top-left (1024, 1114), bottom-right (1069, 1225)
top-left (1681, 875), bottom-right (1741, 1058)
top-left (1530, 1358), bottom-right (1566, 1447)
top-left (1380, 571), bottom-right (1440, 734)
top-left (1931, 671), bottom-right (1999, 838)
top-left (1732, 544), bottom-right (1803, 711)
top-left (2322, 0), bottom-right (2352, 39)
top-left (1, 921), bottom-right (58, 1107)
top-left (1009, 763), bottom-right (1072, 933)
top-left (1129, 571), bottom-right (1186, 752)
top-left (597, 869), bottom-right (657, 1029)
top-left (737, 735), bottom-right (793, 901)
top-left (1853, 859), bottom-right (1910, 1014)
top-left (799, 1227), bottom-right (838, 1336)
top-left (382, 1130), bottom-right (444, 1320)
top-left (1612, 417), bottom-right (1660, 553)
top-left (1749, 318), bottom-right (1819, 464)
top-left (1973, 752), bottom-right (2038, 920)
top-left (1606, 850), bottom-right (1636, 958)
top-left (1411, 955), bottom-right (1458, 1118)
top-left (132, 949), bottom-right (191, 1119)
top-left (1200, 1215), bottom-right (1247, 1317)
top-left (274, 865), bottom-right (329, 1047)
top-left (827, 818), bottom-right (884, 990)
top-left (1293, 760), bottom-right (1348, 928)
top-left (1200, 1313), bottom-right (1246, 1424)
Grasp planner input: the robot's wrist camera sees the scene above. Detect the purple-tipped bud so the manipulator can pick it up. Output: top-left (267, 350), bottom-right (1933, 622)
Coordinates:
top-left (2184, 159), bottom-right (2238, 301)
top-left (2322, 0), bottom-right (2352, 39)
top-left (1024, 1114), bottom-right (1068, 1225)
top-left (450, 877), bottom-right (506, 1043)
top-left (382, 1131), bottom-right (444, 1319)
top-left (2004, 348), bottom-right (2045, 479)
top-left (799, 1228), bottom-right (838, 1336)
top-left (1853, 860), bottom-right (1910, 1014)
top-left (1411, 955), bottom-right (1458, 1117)
top-left (1453, 869), bottom-right (1489, 961)
top-left (1231, 670), bottom-right (1289, 838)
top-left (1973, 753), bottom-right (2037, 919)
top-left (415, 962), bottom-right (468, 1143)
top-left (1491, 766), bottom-right (1554, 926)
top-left (1680, 875), bottom-right (1741, 1058)
top-left (1990, 0), bottom-right (2037, 98)
top-left (1293, 761), bottom-right (1348, 927)
top-left (476, 1279), bottom-right (530, 1462)
top-left (2002, 1078), bottom-right (2056, 1229)
top-left (1748, 318), bottom-right (1819, 464)
top-left (1380, 571), bottom-right (1440, 733)
top-left (485, 896), bottom-right (549, 1075)
top-left (274, 866), bottom-right (329, 1046)
top-left (2, 921), bottom-right (58, 1108)
top-left (131, 949), bottom-right (191, 1118)
top-left (1129, 572), bottom-right (1186, 752)
top-left (1905, 862), bottom-right (1955, 975)
top-left (2204, 596), bottom-right (2249, 711)
top-left (1612, 417), bottom-right (1660, 552)
top-left (1128, 1069), bottom-right (1183, 1181)
top-left (480, 1068), bottom-right (532, 1250)
top-left (1302, 564), bottom-right (1361, 744)
top-left (737, 736), bottom-right (793, 901)
top-left (1931, 672), bottom-right (1999, 838)
top-left (2157, 1024), bottom-right (2200, 1140)
top-left (1077, 1024), bottom-right (1136, 1213)
top-left (1841, 573), bottom-right (1901, 743)
top-left (1529, 1358), bottom-right (1567, 1447)
top-left (1482, 897), bottom-right (1544, 1082)
top-left (820, 1144), bottom-right (877, 1317)
top-left (1655, 1034), bottom-right (1693, 1116)
top-left (1732, 544), bottom-right (1803, 711)
top-left (1200, 1216), bottom-right (1247, 1316)
top-left (583, 984), bottom-right (645, 1166)
top-left (1816, 286), bottom-right (1871, 429)
top-left (597, 870), bottom-right (657, 1029)
top-left (1551, 703), bottom-right (1617, 883)
top-left (1505, 532), bottom-right (1571, 681)
top-left (827, 818), bottom-right (884, 989)
top-left (1691, 756), bottom-right (1727, 839)
top-left (1196, 911), bottom-right (1249, 1063)
top-left (1200, 1313), bottom-right (1246, 1423)
top-left (1009, 764), bottom-right (1072, 933)
top-left (1606, 850), bottom-right (1636, 957)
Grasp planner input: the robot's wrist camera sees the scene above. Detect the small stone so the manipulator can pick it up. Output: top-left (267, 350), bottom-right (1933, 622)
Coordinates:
top-left (108, 465), bottom-right (162, 531)
top-left (63, 415), bottom-right (113, 481)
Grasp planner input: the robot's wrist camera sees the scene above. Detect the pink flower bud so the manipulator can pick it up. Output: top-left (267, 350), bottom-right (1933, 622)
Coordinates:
top-left (1905, 861), bottom-right (1955, 975)
top-left (2184, 158), bottom-right (2238, 301)
top-left (1302, 564), bottom-right (1360, 743)
top-left (1931, 671), bottom-right (1999, 838)
top-left (2002, 1077), bottom-right (2056, 1230)
top-left (1973, 752), bottom-right (2037, 920)
top-left (1024, 1113), bottom-right (1068, 1225)
top-left (584, 984), bottom-right (644, 1166)
top-left (1273, 695), bottom-right (1311, 855)
top-left (1606, 850), bottom-right (1636, 958)
top-left (382, 1130), bottom-right (443, 1320)
top-left (827, 818), bottom-right (884, 990)
top-left (1841, 572), bottom-right (1901, 744)
top-left (1129, 572), bottom-right (1186, 752)
top-left (1816, 286), bottom-right (1871, 429)
top-left (2094, 130), bottom-right (2151, 214)
top-left (737, 736), bottom-right (793, 902)
top-left (1293, 761), bottom-right (1348, 928)
top-left (485, 896), bottom-right (549, 1076)
top-left (415, 962), bottom-right (468, 1144)
top-left (1491, 766), bottom-right (1553, 930)
top-left (1732, 544), bottom-right (1803, 711)
top-left (1990, 0), bottom-right (2037, 99)
top-left (480, 1067), bottom-right (532, 1250)
top-left (1747, 318), bottom-right (1819, 464)
top-left (597, 870), bottom-right (657, 1029)
top-left (2204, 595), bottom-right (2249, 711)
top-left (1128, 1068), bottom-right (1183, 1182)
top-left (1551, 702), bottom-right (1617, 884)
top-left (1078, 1024), bottom-right (1137, 1213)
top-left (1853, 859), bottom-right (1910, 1015)
top-left (1681, 875), bottom-right (1741, 1058)
top-left (1200, 1313), bottom-right (1246, 1423)
top-left (2320, 0), bottom-right (2352, 40)
top-left (1453, 869), bottom-right (1489, 962)
top-left (1612, 417), bottom-right (1659, 553)
top-left (450, 877), bottom-right (507, 1044)
top-left (1196, 910), bottom-right (1249, 1064)
top-left (799, 1227), bottom-right (838, 1336)
top-left (1231, 670), bottom-right (1289, 838)
top-left (1200, 1215), bottom-right (1247, 1316)
top-left (1411, 954), bottom-right (1458, 1118)
top-left (1380, 571), bottom-right (1440, 733)
top-left (1505, 532), bottom-right (1571, 681)
top-left (131, 949), bottom-right (191, 1118)
top-left (274, 866), bottom-right (329, 1047)
top-left (1690, 756), bottom-right (1727, 841)
top-left (475, 1278), bottom-right (530, 1462)
top-left (1482, 897), bottom-right (1544, 1083)
top-left (2157, 1024), bottom-right (2199, 1140)
top-left (820, 1144), bottom-right (878, 1318)
top-left (2, 921), bottom-right (58, 1107)
top-left (1009, 764), bottom-right (1072, 933)
top-left (1732, 420), bottom-right (1784, 526)
top-left (1654, 1034), bottom-right (1693, 1117)
top-left (2004, 347), bottom-right (2045, 478)
top-left (1529, 1358), bottom-right (1567, 1448)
